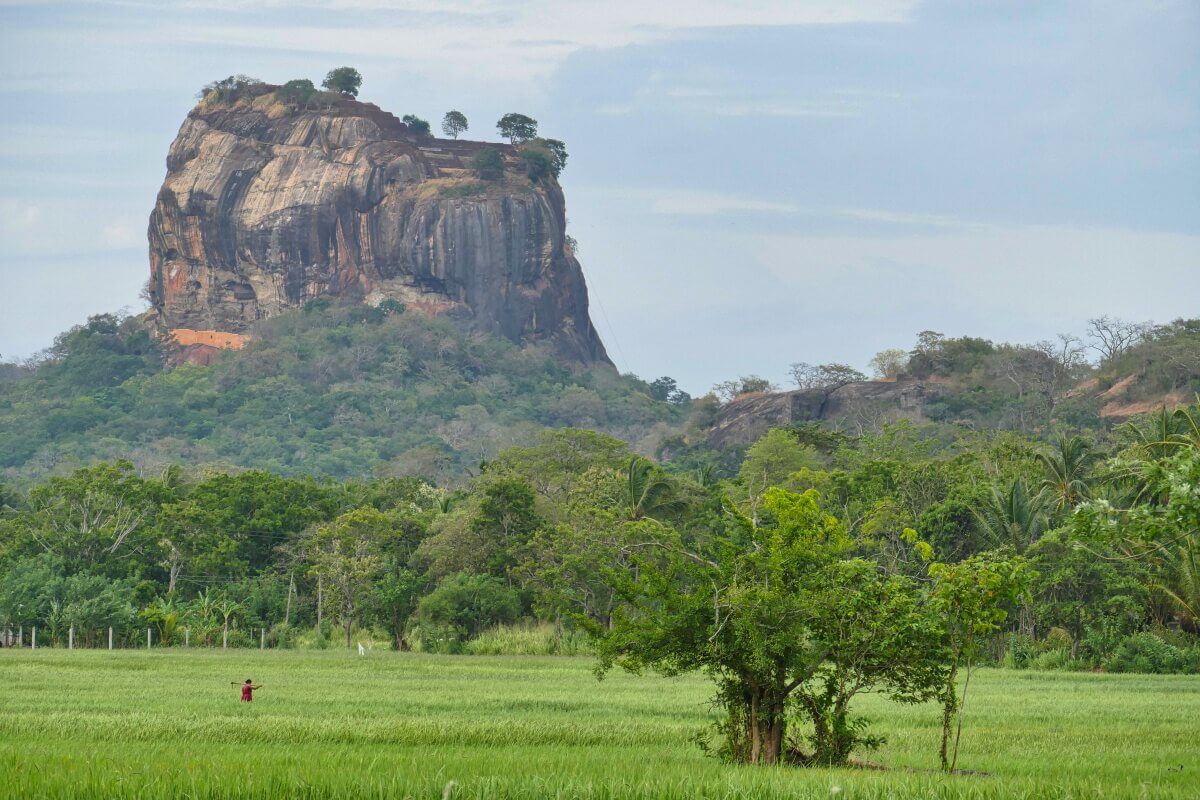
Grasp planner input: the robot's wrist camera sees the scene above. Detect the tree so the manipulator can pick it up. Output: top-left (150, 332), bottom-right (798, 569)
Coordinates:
top-left (524, 138), bottom-right (567, 177)
top-left (321, 66), bottom-right (362, 97)
top-left (598, 488), bottom-right (944, 766)
top-left (441, 110), bottom-right (468, 139)
top-left (972, 479), bottom-right (1047, 553)
top-left (402, 114), bottom-right (431, 137)
top-left (789, 362), bottom-right (866, 393)
top-left (929, 551), bottom-right (1029, 772)
top-left (869, 349), bottom-right (909, 379)
top-left (198, 75), bottom-right (263, 102)
top-left (712, 376), bottom-right (775, 403)
top-left (306, 507), bottom-right (390, 648)
top-left (473, 147), bottom-right (504, 180)
top-left (519, 145), bottom-right (552, 183)
top-left (415, 572), bottom-right (521, 649)
top-left (1038, 435), bottom-right (1097, 515)
top-left (22, 461), bottom-right (171, 575)
top-left (1086, 315), bottom-right (1149, 365)
top-left (737, 429), bottom-right (819, 525)
top-left (619, 457), bottom-right (684, 522)
top-left (496, 113), bottom-right (537, 144)
top-left (276, 79), bottom-right (317, 107)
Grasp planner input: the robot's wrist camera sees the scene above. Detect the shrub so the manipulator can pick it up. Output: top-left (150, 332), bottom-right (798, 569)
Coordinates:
top-left (464, 622), bottom-right (591, 656)
top-left (416, 572), bottom-right (521, 648)
top-left (1030, 648), bottom-right (1082, 671)
top-left (519, 145), bottom-right (552, 183)
top-left (1103, 632), bottom-right (1197, 674)
top-left (402, 114), bottom-right (431, 137)
top-left (1001, 632), bottom-right (1039, 669)
top-left (276, 79), bottom-right (317, 107)
top-left (473, 148), bottom-right (504, 181)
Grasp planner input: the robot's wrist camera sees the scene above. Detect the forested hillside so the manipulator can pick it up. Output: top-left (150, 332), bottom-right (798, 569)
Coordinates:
top-left (0, 303), bottom-right (683, 485)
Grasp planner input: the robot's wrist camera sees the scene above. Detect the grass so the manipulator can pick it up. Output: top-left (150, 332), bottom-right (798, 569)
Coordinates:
top-left (0, 649), bottom-right (1196, 799)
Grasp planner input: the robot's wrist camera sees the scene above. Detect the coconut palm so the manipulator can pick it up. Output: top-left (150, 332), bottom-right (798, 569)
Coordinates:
top-left (620, 457), bottom-right (685, 522)
top-left (1038, 435), bottom-right (1097, 514)
top-left (1155, 535), bottom-right (1200, 633)
top-left (972, 479), bottom-right (1048, 553)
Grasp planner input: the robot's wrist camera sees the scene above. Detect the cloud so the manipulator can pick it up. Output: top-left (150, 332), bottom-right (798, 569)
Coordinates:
top-left (23, 1), bottom-right (916, 84)
top-left (100, 219), bottom-right (142, 248)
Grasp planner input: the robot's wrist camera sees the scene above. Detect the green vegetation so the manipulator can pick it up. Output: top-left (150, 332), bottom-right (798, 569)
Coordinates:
top-left (472, 147), bottom-right (504, 180)
top-left (0, 650), bottom-right (1197, 799)
top-left (197, 74), bottom-right (264, 102)
top-left (275, 78), bottom-right (318, 107)
top-left (321, 66), bottom-right (362, 97)
top-left (402, 113), bottom-right (431, 137)
top-left (442, 110), bottom-right (469, 138)
top-left (0, 305), bottom-right (679, 482)
top-left (496, 112), bottom-right (537, 144)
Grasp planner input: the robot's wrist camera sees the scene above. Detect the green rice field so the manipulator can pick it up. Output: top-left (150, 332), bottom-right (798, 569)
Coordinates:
top-left (1, 649), bottom-right (1196, 799)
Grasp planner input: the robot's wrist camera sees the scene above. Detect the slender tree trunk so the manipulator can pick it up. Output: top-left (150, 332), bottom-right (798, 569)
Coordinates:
top-left (950, 658), bottom-right (974, 772)
top-left (285, 573), bottom-right (295, 626)
top-left (940, 661), bottom-right (959, 771)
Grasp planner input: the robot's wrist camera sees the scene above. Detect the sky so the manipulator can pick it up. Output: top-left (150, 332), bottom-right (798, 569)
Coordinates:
top-left (0, 0), bottom-right (1197, 394)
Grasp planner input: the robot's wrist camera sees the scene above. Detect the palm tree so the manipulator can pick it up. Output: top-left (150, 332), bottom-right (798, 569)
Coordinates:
top-left (973, 479), bottom-right (1048, 553)
top-left (1155, 535), bottom-right (1200, 633)
top-left (214, 597), bottom-right (242, 649)
top-left (1038, 435), bottom-right (1096, 514)
top-left (621, 457), bottom-right (685, 522)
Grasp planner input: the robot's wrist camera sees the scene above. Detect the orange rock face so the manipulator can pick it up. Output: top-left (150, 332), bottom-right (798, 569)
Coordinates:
top-left (169, 328), bottom-right (250, 349)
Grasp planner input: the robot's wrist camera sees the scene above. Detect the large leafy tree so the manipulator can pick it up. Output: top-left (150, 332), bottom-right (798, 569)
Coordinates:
top-left (321, 66), bottom-right (362, 97)
top-left (441, 110), bottom-right (468, 139)
top-left (305, 507), bottom-right (392, 648)
top-left (598, 488), bottom-right (944, 766)
top-left (496, 112), bottom-right (537, 144)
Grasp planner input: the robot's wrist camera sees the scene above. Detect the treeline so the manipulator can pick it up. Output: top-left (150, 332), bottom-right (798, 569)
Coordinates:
top-left (0, 304), bottom-right (682, 483)
top-left (2, 403), bottom-right (1199, 764)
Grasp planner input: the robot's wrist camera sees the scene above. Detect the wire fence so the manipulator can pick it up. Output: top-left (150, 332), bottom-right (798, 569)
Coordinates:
top-left (0, 623), bottom-right (279, 650)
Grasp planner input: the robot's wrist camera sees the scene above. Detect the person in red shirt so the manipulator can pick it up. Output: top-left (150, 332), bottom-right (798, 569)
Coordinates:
top-left (233, 679), bottom-right (262, 702)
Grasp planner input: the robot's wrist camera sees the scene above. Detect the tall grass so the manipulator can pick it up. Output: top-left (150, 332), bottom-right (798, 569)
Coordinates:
top-left (464, 622), bottom-right (591, 655)
top-left (0, 649), bottom-right (1195, 799)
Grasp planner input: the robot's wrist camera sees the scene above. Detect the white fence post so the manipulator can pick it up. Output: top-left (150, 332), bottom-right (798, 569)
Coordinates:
top-left (108, 627), bottom-right (113, 650)
top-left (31, 626), bottom-right (36, 649)
top-left (69, 626), bottom-right (74, 650)
top-left (185, 627), bottom-right (190, 647)
top-left (18, 626), bottom-right (22, 647)
top-left (260, 628), bottom-right (265, 650)
top-left (147, 628), bottom-right (152, 650)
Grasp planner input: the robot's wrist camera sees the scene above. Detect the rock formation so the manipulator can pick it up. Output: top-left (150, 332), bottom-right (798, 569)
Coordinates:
top-left (147, 84), bottom-right (610, 364)
top-left (707, 379), bottom-right (939, 447)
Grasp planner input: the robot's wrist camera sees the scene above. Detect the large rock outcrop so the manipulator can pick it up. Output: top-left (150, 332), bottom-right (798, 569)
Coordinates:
top-left (707, 379), bottom-right (939, 447)
top-left (147, 86), bottom-right (609, 364)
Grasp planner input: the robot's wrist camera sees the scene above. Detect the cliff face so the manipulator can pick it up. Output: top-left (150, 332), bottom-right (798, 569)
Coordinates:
top-left (147, 87), bottom-right (610, 364)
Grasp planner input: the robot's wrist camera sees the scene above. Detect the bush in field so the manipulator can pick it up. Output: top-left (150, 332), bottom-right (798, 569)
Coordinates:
top-left (416, 572), bottom-right (521, 651)
top-left (465, 622), bottom-right (590, 656)
top-left (1104, 632), bottom-right (1198, 674)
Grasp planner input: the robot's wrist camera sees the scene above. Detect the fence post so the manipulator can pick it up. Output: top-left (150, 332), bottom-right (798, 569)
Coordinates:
top-left (185, 627), bottom-right (190, 648)
top-left (31, 626), bottom-right (36, 649)
top-left (147, 628), bottom-right (152, 650)
top-left (108, 627), bottom-right (113, 650)
top-left (18, 625), bottom-right (23, 647)
top-left (223, 626), bottom-right (228, 649)
top-left (260, 628), bottom-right (265, 650)
top-left (69, 626), bottom-right (74, 650)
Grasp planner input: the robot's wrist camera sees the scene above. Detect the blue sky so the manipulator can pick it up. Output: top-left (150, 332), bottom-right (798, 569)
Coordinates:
top-left (1, 0), bottom-right (1197, 393)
